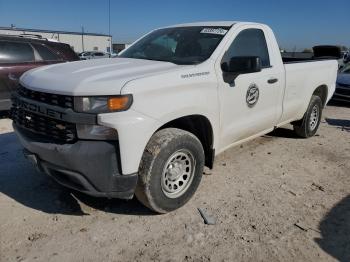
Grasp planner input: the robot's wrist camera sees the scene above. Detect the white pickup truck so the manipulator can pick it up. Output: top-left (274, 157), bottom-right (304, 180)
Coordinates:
top-left (11, 21), bottom-right (338, 213)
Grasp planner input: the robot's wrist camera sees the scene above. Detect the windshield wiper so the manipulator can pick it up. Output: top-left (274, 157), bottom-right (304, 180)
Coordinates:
top-left (124, 56), bottom-right (198, 65)
top-left (142, 58), bottom-right (179, 65)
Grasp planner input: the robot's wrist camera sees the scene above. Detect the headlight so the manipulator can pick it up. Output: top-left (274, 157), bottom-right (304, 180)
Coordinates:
top-left (74, 95), bottom-right (133, 113)
top-left (76, 124), bottom-right (118, 140)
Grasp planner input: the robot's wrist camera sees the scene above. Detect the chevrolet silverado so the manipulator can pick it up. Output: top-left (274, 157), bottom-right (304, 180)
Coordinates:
top-left (11, 21), bottom-right (338, 213)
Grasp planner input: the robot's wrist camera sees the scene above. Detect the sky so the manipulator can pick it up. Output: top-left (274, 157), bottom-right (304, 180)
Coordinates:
top-left (0, 0), bottom-right (349, 50)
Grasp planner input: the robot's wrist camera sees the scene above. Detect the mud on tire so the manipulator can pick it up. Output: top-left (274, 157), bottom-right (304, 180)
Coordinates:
top-left (293, 95), bottom-right (323, 138)
top-left (135, 128), bottom-right (205, 213)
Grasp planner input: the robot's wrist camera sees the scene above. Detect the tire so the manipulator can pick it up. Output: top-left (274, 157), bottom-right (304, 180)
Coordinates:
top-left (135, 128), bottom-right (204, 213)
top-left (293, 95), bottom-right (323, 138)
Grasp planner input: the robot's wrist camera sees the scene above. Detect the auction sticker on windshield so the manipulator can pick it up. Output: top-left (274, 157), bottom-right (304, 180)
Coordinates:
top-left (200, 28), bottom-right (228, 35)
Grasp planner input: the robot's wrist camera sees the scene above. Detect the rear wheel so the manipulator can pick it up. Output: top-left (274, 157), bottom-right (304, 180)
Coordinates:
top-left (135, 128), bottom-right (204, 213)
top-left (293, 95), bottom-right (323, 138)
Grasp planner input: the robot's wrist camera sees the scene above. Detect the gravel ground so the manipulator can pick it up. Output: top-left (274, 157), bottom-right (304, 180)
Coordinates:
top-left (0, 102), bottom-right (349, 262)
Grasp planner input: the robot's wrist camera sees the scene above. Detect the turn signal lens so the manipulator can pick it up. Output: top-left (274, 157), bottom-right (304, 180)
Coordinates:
top-left (108, 95), bottom-right (133, 111)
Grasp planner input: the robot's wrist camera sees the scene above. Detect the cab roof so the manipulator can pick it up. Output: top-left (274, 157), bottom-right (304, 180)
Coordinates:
top-left (169, 21), bottom-right (238, 27)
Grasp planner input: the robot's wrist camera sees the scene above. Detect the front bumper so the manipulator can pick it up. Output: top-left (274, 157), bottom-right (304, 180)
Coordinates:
top-left (14, 124), bottom-right (138, 199)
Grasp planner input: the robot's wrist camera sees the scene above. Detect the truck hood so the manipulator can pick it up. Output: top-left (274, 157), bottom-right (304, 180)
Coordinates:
top-left (20, 58), bottom-right (179, 96)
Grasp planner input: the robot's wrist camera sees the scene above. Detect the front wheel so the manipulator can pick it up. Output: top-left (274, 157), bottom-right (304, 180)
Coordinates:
top-left (293, 95), bottom-right (323, 138)
top-left (135, 128), bottom-right (204, 213)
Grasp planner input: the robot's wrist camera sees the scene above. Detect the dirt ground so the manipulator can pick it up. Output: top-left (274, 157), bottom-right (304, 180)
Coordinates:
top-left (0, 102), bottom-right (349, 262)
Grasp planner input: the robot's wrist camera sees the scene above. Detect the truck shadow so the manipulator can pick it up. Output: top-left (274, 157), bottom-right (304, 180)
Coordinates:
top-left (325, 118), bottom-right (350, 132)
top-left (315, 195), bottom-right (350, 262)
top-left (0, 132), bottom-right (154, 216)
top-left (265, 127), bottom-right (300, 139)
top-left (266, 116), bottom-right (350, 138)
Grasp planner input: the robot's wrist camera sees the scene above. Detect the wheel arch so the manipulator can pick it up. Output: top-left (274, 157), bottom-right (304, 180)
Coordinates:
top-left (156, 114), bottom-right (215, 169)
top-left (312, 84), bottom-right (328, 107)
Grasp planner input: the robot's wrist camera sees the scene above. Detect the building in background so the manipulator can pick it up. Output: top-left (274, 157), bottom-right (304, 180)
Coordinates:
top-left (112, 43), bottom-right (132, 54)
top-left (0, 26), bottom-right (111, 53)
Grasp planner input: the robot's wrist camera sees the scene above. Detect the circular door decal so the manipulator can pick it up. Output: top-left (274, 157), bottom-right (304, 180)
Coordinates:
top-left (246, 84), bottom-right (259, 107)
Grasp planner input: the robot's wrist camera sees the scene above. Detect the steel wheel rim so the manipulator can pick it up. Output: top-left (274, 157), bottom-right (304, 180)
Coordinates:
top-left (161, 149), bottom-right (196, 198)
top-left (309, 105), bottom-right (319, 131)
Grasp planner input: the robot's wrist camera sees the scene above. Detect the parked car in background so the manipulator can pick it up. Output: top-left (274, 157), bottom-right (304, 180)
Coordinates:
top-left (79, 51), bottom-right (110, 60)
top-left (333, 64), bottom-right (350, 102)
top-left (0, 35), bottom-right (79, 111)
top-left (344, 51), bottom-right (349, 64)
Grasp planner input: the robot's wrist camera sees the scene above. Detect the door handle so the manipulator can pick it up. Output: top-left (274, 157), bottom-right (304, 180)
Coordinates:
top-left (267, 78), bottom-right (278, 84)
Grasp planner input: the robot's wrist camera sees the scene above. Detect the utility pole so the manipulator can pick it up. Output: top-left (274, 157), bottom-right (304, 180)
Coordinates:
top-left (108, 0), bottom-right (111, 37)
top-left (108, 0), bottom-right (112, 54)
top-left (81, 26), bottom-right (85, 52)
top-left (292, 45), bottom-right (297, 57)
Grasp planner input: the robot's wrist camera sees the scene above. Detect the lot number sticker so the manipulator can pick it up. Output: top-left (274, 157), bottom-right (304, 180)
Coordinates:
top-left (200, 28), bottom-right (228, 35)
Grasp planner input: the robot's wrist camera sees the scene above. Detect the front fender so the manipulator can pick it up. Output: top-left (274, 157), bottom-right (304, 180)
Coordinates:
top-left (98, 109), bottom-right (161, 175)
top-left (98, 108), bottom-right (218, 175)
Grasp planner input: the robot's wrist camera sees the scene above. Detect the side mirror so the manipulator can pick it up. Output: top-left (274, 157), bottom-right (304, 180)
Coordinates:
top-left (221, 56), bottom-right (262, 83)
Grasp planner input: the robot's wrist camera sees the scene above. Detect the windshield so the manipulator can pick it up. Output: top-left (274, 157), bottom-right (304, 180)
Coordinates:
top-left (119, 26), bottom-right (230, 65)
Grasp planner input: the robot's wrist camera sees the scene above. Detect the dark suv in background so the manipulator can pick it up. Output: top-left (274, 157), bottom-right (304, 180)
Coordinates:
top-left (0, 35), bottom-right (79, 111)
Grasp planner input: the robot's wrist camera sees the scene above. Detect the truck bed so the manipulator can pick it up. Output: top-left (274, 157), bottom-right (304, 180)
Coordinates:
top-left (280, 59), bottom-right (338, 124)
top-left (282, 54), bottom-right (338, 64)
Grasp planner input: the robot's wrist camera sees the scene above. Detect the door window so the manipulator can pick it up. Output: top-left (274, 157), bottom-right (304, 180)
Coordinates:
top-left (0, 41), bottom-right (35, 63)
top-left (223, 29), bottom-right (270, 67)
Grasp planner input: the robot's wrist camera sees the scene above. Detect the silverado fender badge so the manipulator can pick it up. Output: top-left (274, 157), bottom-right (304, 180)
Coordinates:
top-left (181, 72), bottom-right (210, 79)
top-left (246, 84), bottom-right (259, 107)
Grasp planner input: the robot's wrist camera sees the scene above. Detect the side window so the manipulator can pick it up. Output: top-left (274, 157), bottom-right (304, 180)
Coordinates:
top-left (223, 29), bottom-right (270, 67)
top-left (0, 41), bottom-right (35, 63)
top-left (32, 43), bottom-right (59, 61)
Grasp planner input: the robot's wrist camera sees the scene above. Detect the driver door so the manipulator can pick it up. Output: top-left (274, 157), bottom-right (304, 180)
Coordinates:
top-left (217, 27), bottom-right (282, 149)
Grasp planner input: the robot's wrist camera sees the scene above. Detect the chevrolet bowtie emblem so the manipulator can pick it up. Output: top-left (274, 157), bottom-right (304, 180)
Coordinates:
top-left (56, 124), bottom-right (66, 130)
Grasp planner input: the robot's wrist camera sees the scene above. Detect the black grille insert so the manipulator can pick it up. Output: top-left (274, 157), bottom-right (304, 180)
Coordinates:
top-left (18, 85), bottom-right (74, 109)
top-left (12, 107), bottom-right (77, 143)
